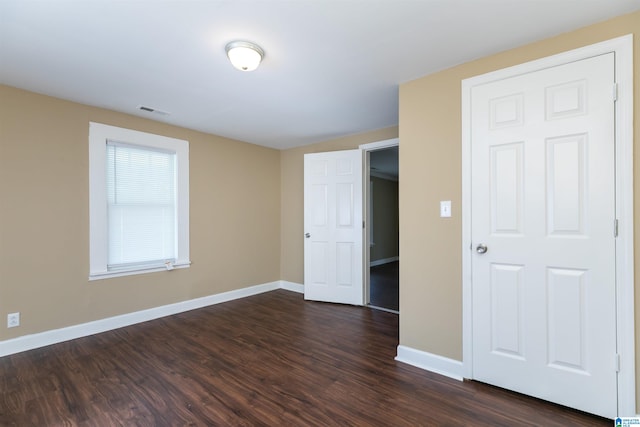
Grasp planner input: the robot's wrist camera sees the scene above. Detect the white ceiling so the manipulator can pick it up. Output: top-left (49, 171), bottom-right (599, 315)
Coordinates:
top-left (1, 1), bottom-right (638, 150)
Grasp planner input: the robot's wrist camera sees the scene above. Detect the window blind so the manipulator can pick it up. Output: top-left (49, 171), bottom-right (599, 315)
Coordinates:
top-left (106, 141), bottom-right (177, 271)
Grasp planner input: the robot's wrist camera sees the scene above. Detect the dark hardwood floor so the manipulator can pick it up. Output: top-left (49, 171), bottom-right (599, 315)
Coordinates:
top-left (0, 290), bottom-right (609, 426)
top-left (369, 261), bottom-right (399, 311)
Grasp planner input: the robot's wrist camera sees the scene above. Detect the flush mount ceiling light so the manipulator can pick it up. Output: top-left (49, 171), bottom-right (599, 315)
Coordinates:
top-left (225, 41), bottom-right (264, 72)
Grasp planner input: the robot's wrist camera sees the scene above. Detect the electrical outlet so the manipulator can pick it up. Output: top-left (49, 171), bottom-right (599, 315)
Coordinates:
top-left (7, 312), bottom-right (20, 328)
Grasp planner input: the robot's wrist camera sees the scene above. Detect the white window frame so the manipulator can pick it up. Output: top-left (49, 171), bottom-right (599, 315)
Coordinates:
top-left (89, 122), bottom-right (190, 280)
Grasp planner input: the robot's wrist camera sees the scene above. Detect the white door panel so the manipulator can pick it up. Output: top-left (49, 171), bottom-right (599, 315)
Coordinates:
top-left (471, 53), bottom-right (616, 418)
top-left (304, 150), bottom-right (363, 305)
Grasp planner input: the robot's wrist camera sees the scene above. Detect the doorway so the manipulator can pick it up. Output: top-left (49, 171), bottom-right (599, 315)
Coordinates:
top-left (302, 139), bottom-right (399, 311)
top-left (365, 144), bottom-right (399, 313)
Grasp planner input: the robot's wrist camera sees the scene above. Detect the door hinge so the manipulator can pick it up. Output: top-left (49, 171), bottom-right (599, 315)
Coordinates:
top-left (613, 83), bottom-right (618, 102)
top-left (616, 353), bottom-right (621, 372)
top-left (614, 219), bottom-right (619, 238)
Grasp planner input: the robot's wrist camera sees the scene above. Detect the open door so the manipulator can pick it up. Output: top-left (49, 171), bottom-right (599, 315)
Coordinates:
top-left (304, 149), bottom-right (363, 305)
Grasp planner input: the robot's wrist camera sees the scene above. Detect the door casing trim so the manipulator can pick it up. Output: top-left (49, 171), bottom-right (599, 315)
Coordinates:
top-left (461, 34), bottom-right (634, 416)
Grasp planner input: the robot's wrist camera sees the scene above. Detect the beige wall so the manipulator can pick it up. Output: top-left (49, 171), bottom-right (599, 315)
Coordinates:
top-left (0, 85), bottom-right (281, 341)
top-left (399, 9), bottom-right (639, 391)
top-left (370, 176), bottom-right (399, 262)
top-left (279, 127), bottom-right (399, 283)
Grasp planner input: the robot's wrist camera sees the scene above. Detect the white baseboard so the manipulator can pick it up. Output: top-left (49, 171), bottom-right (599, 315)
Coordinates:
top-left (370, 256), bottom-right (399, 267)
top-left (395, 345), bottom-right (464, 381)
top-left (0, 280), bottom-right (301, 357)
top-left (280, 281), bottom-right (304, 293)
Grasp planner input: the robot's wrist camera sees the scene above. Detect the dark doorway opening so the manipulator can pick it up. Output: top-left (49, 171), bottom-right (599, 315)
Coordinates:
top-left (368, 146), bottom-right (399, 313)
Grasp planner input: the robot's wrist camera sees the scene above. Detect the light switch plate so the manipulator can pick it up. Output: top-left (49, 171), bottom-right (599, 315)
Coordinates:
top-left (440, 201), bottom-right (452, 218)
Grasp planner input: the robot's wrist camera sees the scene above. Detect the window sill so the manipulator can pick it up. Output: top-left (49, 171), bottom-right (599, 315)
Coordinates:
top-left (89, 260), bottom-right (191, 281)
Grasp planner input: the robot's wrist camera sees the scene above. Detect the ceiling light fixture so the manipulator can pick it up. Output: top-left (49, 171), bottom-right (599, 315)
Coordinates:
top-left (225, 41), bottom-right (264, 72)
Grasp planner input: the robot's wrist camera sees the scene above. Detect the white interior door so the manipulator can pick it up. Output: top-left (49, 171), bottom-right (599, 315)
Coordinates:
top-left (304, 150), bottom-right (363, 305)
top-left (470, 53), bottom-right (617, 418)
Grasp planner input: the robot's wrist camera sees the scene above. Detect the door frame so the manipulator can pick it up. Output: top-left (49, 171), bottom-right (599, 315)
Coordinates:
top-left (360, 138), bottom-right (400, 308)
top-left (461, 35), bottom-right (634, 415)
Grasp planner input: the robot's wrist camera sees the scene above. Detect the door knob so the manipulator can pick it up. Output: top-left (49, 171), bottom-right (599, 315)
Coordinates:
top-left (305, 233), bottom-right (311, 238)
top-left (476, 244), bottom-right (488, 254)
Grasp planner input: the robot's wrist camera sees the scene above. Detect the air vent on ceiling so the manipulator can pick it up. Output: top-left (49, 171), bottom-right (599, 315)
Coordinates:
top-left (137, 105), bottom-right (171, 116)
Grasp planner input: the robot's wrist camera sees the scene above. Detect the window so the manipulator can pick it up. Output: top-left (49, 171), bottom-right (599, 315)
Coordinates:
top-left (89, 122), bottom-right (190, 280)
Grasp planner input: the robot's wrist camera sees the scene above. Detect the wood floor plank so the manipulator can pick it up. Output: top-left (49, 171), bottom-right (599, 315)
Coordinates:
top-left (0, 290), bottom-right (610, 426)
